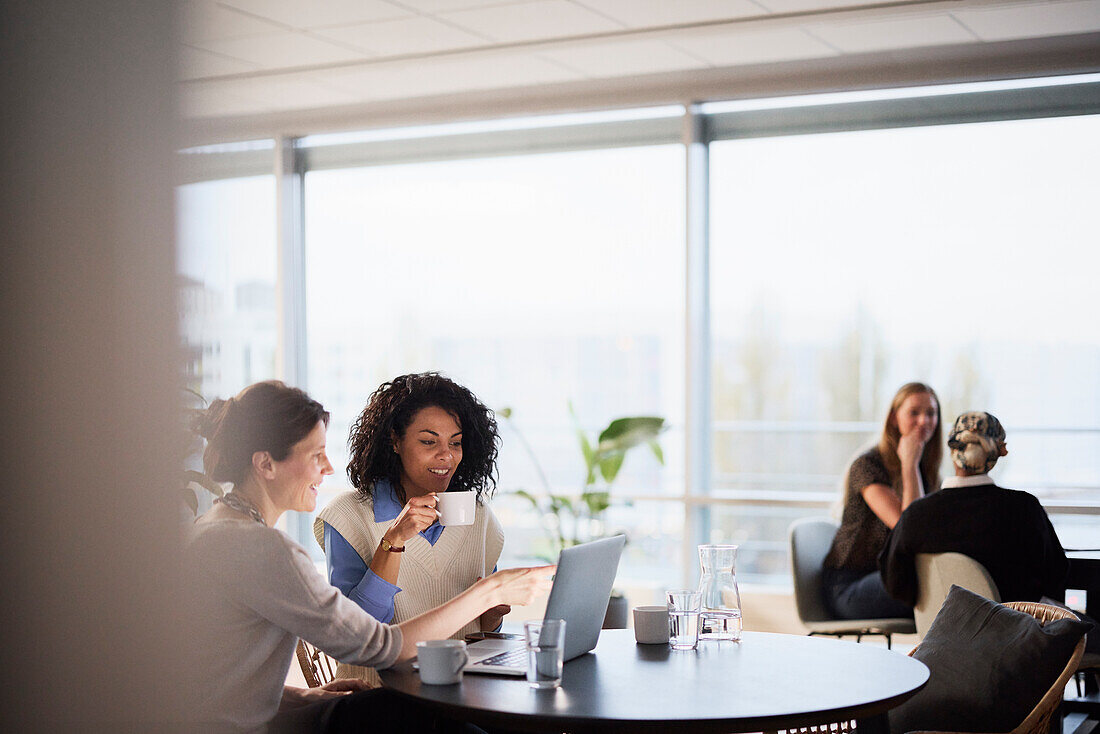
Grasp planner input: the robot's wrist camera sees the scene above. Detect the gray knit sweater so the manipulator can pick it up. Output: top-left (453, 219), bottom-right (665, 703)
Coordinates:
top-left (183, 518), bottom-right (403, 732)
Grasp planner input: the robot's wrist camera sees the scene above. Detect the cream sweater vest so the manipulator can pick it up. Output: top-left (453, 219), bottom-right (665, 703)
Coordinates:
top-left (314, 490), bottom-right (504, 683)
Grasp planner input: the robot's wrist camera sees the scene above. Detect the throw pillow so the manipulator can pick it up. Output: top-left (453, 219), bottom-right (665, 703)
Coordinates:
top-left (889, 585), bottom-right (1091, 734)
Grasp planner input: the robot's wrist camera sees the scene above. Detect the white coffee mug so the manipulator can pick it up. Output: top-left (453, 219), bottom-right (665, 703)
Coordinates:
top-left (633, 605), bottom-right (670, 644)
top-left (436, 491), bottom-right (475, 526)
top-left (417, 639), bottom-right (468, 685)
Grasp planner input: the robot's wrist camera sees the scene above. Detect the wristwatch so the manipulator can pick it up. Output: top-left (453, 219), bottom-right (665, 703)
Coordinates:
top-left (380, 537), bottom-right (405, 553)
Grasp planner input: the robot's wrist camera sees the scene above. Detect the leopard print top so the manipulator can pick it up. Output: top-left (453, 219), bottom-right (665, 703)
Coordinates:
top-left (823, 447), bottom-right (936, 574)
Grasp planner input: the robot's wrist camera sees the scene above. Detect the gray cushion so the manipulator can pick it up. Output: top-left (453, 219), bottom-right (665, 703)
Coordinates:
top-left (889, 585), bottom-right (1092, 734)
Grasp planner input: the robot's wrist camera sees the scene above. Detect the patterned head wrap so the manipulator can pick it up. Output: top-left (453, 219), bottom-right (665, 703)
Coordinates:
top-left (947, 411), bottom-right (1007, 474)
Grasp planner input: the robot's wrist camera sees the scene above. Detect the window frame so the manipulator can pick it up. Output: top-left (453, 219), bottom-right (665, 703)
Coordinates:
top-left (177, 74), bottom-right (1100, 584)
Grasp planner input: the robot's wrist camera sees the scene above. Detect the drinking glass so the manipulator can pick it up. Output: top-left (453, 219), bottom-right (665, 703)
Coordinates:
top-left (666, 589), bottom-right (702, 650)
top-left (524, 619), bottom-right (566, 689)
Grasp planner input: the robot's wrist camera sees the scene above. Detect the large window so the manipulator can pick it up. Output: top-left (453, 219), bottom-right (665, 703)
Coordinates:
top-left (304, 145), bottom-right (686, 594)
top-left (177, 174), bottom-right (278, 400)
top-left (710, 114), bottom-right (1100, 582)
top-left (175, 80), bottom-right (1100, 602)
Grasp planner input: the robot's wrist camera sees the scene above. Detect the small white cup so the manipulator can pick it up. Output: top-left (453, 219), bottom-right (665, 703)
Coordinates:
top-left (436, 491), bottom-right (475, 526)
top-left (417, 640), bottom-right (468, 685)
top-left (632, 605), bottom-right (670, 644)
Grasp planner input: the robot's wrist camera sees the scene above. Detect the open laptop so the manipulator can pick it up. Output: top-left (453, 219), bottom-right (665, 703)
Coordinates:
top-left (462, 534), bottom-right (626, 676)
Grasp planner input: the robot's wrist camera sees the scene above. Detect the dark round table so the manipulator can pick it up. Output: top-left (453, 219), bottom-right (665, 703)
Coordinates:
top-left (380, 630), bottom-right (928, 733)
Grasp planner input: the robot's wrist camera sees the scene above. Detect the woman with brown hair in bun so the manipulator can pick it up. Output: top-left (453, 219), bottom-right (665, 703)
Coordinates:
top-left (184, 380), bottom-right (553, 733)
top-left (821, 381), bottom-right (943, 620)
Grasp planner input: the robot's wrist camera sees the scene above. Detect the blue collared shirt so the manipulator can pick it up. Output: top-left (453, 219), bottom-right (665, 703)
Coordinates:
top-left (323, 479), bottom-right (447, 624)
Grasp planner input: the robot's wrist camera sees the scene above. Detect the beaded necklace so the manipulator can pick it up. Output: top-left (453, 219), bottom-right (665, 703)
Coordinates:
top-left (215, 491), bottom-right (267, 526)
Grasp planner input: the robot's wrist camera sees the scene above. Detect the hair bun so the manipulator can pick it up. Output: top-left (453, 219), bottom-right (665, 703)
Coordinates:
top-left (948, 411), bottom-right (1006, 473)
top-left (191, 398), bottom-right (230, 440)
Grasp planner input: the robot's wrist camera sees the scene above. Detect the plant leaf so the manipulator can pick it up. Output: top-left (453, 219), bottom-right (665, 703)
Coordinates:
top-left (513, 489), bottom-right (542, 511)
top-left (181, 487), bottom-right (198, 516)
top-left (574, 425), bottom-right (596, 468)
top-left (549, 495), bottom-right (574, 517)
top-left (597, 416), bottom-right (665, 454)
top-left (598, 453), bottom-right (625, 484)
top-left (581, 490), bottom-right (610, 516)
top-left (647, 439), bottom-right (664, 465)
top-left (183, 387), bottom-right (208, 406)
top-left (184, 469), bottom-right (225, 498)
top-left (569, 403), bottom-right (598, 485)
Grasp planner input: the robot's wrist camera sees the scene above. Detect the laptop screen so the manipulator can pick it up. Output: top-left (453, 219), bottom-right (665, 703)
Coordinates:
top-left (542, 534), bottom-right (626, 661)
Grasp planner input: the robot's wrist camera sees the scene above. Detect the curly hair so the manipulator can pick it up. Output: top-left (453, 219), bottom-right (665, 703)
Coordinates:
top-left (346, 372), bottom-right (499, 505)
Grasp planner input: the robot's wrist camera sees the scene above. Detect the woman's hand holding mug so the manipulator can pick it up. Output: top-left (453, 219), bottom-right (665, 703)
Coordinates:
top-left (386, 493), bottom-right (439, 545)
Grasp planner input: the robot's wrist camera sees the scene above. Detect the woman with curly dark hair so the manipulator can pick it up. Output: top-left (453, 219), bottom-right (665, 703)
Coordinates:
top-left (313, 373), bottom-right (507, 682)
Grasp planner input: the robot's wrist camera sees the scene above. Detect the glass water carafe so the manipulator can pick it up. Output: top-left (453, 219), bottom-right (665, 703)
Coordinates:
top-left (697, 544), bottom-right (743, 641)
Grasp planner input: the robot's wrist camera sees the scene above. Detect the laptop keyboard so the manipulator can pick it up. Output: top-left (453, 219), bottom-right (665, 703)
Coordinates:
top-left (478, 647), bottom-right (527, 667)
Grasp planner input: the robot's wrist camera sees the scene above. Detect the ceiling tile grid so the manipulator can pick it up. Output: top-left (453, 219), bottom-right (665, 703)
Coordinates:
top-left (570, 0), bottom-right (764, 27)
top-left (181, 0), bottom-right (288, 43)
top-left (950, 0), bottom-right (1100, 41)
top-left (539, 38), bottom-right (712, 77)
top-left (670, 25), bottom-right (839, 66)
top-left (178, 45), bottom-right (263, 79)
top-left (439, 0), bottom-right (625, 42)
top-left (806, 12), bottom-right (979, 53)
top-left (177, 0), bottom-right (1100, 121)
top-left (311, 15), bottom-right (489, 56)
top-left (325, 50), bottom-right (583, 102)
top-left (188, 29), bottom-right (372, 69)
top-left (750, 0), bottom-right (897, 13)
top-left (393, 0), bottom-right (532, 12)
top-left (218, 0), bottom-right (413, 29)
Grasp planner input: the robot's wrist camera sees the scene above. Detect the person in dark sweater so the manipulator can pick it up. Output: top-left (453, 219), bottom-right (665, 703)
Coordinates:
top-left (879, 411), bottom-right (1068, 607)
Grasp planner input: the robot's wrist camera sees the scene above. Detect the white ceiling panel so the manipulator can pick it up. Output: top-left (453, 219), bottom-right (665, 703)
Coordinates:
top-left (328, 51), bottom-right (582, 102)
top-left (219, 0), bottom-right (412, 29)
top-left (951, 0), bottom-right (1100, 41)
top-left (312, 15), bottom-right (488, 56)
top-left (573, 0), bottom-right (763, 28)
top-left (244, 76), bottom-right (362, 112)
top-left (178, 45), bottom-right (262, 79)
top-left (441, 0), bottom-right (624, 42)
top-left (180, 79), bottom-right (275, 117)
top-left (181, 73), bottom-right (362, 117)
top-left (540, 38), bottom-right (710, 77)
top-left (808, 13), bottom-right (977, 54)
top-left (180, 0), bottom-right (286, 42)
top-left (177, 0), bottom-right (1100, 122)
top-left (752, 0), bottom-right (894, 12)
top-left (672, 26), bottom-right (837, 66)
top-left (395, 0), bottom-right (531, 10)
top-left (190, 30), bottom-right (370, 70)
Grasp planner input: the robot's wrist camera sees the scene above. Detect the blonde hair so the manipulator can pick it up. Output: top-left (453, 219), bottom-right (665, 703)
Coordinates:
top-left (877, 382), bottom-right (943, 490)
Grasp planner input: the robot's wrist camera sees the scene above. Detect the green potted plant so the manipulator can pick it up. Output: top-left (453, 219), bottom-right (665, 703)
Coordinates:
top-left (502, 405), bottom-right (665, 627)
top-left (180, 388), bottom-right (227, 518)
